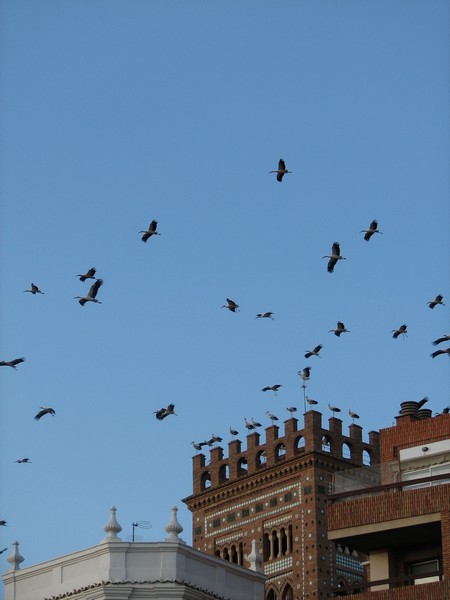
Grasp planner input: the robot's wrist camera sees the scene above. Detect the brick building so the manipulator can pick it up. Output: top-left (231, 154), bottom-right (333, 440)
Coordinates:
top-left (327, 403), bottom-right (450, 598)
top-left (183, 410), bottom-right (380, 599)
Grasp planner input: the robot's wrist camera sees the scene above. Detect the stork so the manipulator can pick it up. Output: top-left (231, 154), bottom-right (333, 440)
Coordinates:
top-left (432, 334), bottom-right (450, 346)
top-left (361, 219), bottom-right (382, 241)
top-left (154, 403), bottom-right (176, 420)
top-left (305, 344), bottom-right (323, 359)
top-left (431, 347), bottom-right (450, 358)
top-left (329, 322), bottom-right (350, 337)
top-left (244, 418), bottom-right (255, 430)
top-left (0, 357), bottom-right (25, 370)
top-left (191, 441), bottom-right (203, 452)
top-left (262, 384), bottom-right (282, 394)
top-left (0, 521), bottom-right (7, 527)
top-left (251, 418), bottom-right (262, 428)
top-left (286, 406), bottom-right (297, 415)
top-left (24, 283), bottom-right (44, 295)
top-left (74, 279), bottom-right (103, 306)
top-left (77, 267), bottom-right (96, 282)
top-left (256, 312), bottom-right (275, 320)
top-left (222, 298), bottom-right (239, 312)
top-left (211, 434), bottom-right (223, 443)
top-left (328, 404), bottom-right (341, 417)
top-left (348, 409), bottom-right (360, 422)
top-left (140, 219), bottom-right (161, 242)
top-left (323, 242), bottom-right (346, 273)
top-left (298, 366), bottom-right (311, 382)
top-left (266, 411), bottom-right (279, 422)
top-left (392, 324), bottom-right (407, 339)
top-left (269, 159), bottom-right (291, 182)
top-left (306, 397), bottom-right (318, 406)
top-left (427, 294), bottom-right (445, 309)
top-left (15, 458), bottom-right (31, 463)
top-left (229, 427), bottom-right (239, 436)
top-left (34, 407), bottom-right (55, 420)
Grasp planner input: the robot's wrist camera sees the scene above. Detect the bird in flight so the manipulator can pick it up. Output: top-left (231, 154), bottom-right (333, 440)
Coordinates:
top-left (427, 294), bottom-right (445, 309)
top-left (323, 242), bottom-right (346, 273)
top-left (154, 404), bottom-right (176, 420)
top-left (431, 347), bottom-right (450, 359)
top-left (34, 407), bottom-right (56, 420)
top-left (256, 312), bottom-right (275, 320)
top-left (298, 366), bottom-right (311, 381)
top-left (269, 158), bottom-right (291, 182)
top-left (74, 279), bottom-right (103, 306)
top-left (361, 219), bottom-right (382, 241)
top-left (0, 521), bottom-right (7, 527)
top-left (222, 298), bottom-right (239, 312)
top-left (305, 344), bottom-right (323, 359)
top-left (15, 458), bottom-right (31, 464)
top-left (262, 384), bottom-right (282, 394)
top-left (432, 334), bottom-right (450, 346)
top-left (0, 357), bottom-right (25, 370)
top-left (392, 324), bottom-right (408, 339)
top-left (329, 322), bottom-right (350, 337)
top-left (24, 283), bottom-right (44, 295)
top-left (77, 267), bottom-right (96, 282)
top-left (140, 220), bottom-right (161, 242)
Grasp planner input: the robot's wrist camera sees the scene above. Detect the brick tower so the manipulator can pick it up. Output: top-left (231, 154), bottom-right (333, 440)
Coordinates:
top-left (183, 410), bottom-right (380, 599)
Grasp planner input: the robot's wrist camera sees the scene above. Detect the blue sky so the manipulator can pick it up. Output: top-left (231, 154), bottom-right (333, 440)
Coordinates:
top-left (0, 0), bottom-right (448, 583)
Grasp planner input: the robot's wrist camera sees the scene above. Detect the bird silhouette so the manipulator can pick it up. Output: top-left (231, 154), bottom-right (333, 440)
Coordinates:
top-left (328, 404), bottom-right (341, 416)
top-left (286, 406), bottom-right (297, 414)
top-left (34, 407), bottom-right (55, 420)
top-left (140, 220), bottom-right (161, 242)
top-left (74, 279), bottom-right (103, 306)
top-left (251, 418), bottom-right (262, 428)
top-left (262, 384), bottom-right (282, 394)
top-left (298, 366), bottom-right (311, 381)
top-left (191, 441), bottom-right (203, 452)
top-left (76, 267), bottom-right (96, 282)
top-left (348, 409), bottom-right (360, 422)
top-left (392, 324), bottom-right (408, 339)
top-left (306, 397), bottom-right (318, 406)
top-left (323, 242), bottom-right (346, 273)
top-left (432, 334), bottom-right (450, 346)
top-left (154, 404), bottom-right (176, 420)
top-left (431, 347), bottom-right (450, 358)
top-left (305, 344), bottom-right (323, 359)
top-left (15, 458), bottom-right (31, 464)
top-left (229, 427), bottom-right (239, 436)
top-left (221, 298), bottom-right (239, 312)
top-left (0, 548), bottom-right (7, 554)
top-left (269, 158), bottom-right (291, 182)
top-left (0, 357), bottom-right (25, 370)
top-left (266, 411), bottom-right (279, 422)
top-left (427, 294), bottom-right (445, 309)
top-left (256, 312), bottom-right (275, 320)
top-left (244, 418), bottom-right (255, 430)
top-left (0, 521), bottom-right (7, 527)
top-left (24, 283), bottom-right (44, 295)
top-left (329, 322), bottom-right (350, 337)
top-left (361, 219), bottom-right (382, 241)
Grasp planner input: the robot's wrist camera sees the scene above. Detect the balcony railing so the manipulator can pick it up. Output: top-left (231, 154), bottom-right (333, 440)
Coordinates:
top-left (331, 570), bottom-right (443, 595)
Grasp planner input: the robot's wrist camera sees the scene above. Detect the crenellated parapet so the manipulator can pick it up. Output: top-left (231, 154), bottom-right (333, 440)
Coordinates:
top-left (192, 411), bottom-right (380, 495)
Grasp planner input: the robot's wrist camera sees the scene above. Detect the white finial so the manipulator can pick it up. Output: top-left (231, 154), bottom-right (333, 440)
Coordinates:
top-left (165, 506), bottom-right (185, 543)
top-left (103, 506), bottom-right (122, 541)
top-left (246, 539), bottom-right (263, 572)
top-left (7, 541), bottom-right (24, 571)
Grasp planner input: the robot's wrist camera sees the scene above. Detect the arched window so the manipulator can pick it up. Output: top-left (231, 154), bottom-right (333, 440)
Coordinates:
top-left (218, 464), bottom-right (229, 483)
top-left (201, 471), bottom-right (211, 490)
top-left (275, 443), bottom-right (286, 459)
top-left (263, 532), bottom-right (270, 561)
top-left (322, 435), bottom-right (331, 452)
top-left (342, 442), bottom-right (352, 459)
top-left (230, 544), bottom-right (238, 564)
top-left (295, 435), bottom-right (305, 451)
top-left (237, 457), bottom-right (248, 475)
top-left (363, 449), bottom-right (371, 465)
top-left (222, 547), bottom-right (230, 561)
top-left (266, 589), bottom-right (277, 600)
top-left (281, 583), bottom-right (293, 600)
top-left (280, 527), bottom-right (287, 555)
top-left (256, 449), bottom-right (267, 468)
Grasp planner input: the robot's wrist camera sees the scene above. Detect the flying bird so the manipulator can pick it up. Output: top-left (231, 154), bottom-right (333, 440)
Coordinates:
top-left (328, 404), bottom-right (341, 416)
top-left (305, 344), bottom-right (323, 359)
top-left (140, 219), bottom-right (161, 242)
top-left (256, 312), bottom-right (275, 320)
top-left (361, 219), bottom-right (382, 241)
top-left (74, 279), bottom-right (103, 306)
top-left (266, 411), bottom-right (279, 422)
top-left (15, 458), bottom-right (31, 463)
top-left (286, 406), bottom-right (297, 414)
top-left (222, 298), bottom-right (239, 312)
top-left (191, 441), bottom-right (204, 452)
top-left (432, 334), bottom-right (450, 346)
top-left (431, 347), bottom-right (450, 359)
top-left (298, 366), bottom-right (311, 381)
top-left (34, 407), bottom-right (55, 420)
top-left (262, 384), bottom-right (282, 394)
top-left (427, 294), bottom-right (445, 309)
top-left (269, 158), bottom-right (291, 182)
top-left (229, 427), bottom-right (239, 436)
top-left (323, 242), bottom-right (346, 273)
top-left (0, 357), bottom-right (25, 370)
top-left (392, 324), bottom-right (408, 339)
top-left (24, 283), bottom-right (44, 295)
top-left (348, 409), bottom-right (360, 422)
top-left (0, 521), bottom-right (7, 527)
top-left (77, 267), bottom-right (96, 282)
top-left (0, 548), bottom-right (7, 554)
top-left (154, 404), bottom-right (176, 420)
top-left (329, 322), bottom-right (350, 337)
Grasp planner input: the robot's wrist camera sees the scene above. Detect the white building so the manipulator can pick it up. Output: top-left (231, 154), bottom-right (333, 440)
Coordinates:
top-left (2, 506), bottom-right (265, 600)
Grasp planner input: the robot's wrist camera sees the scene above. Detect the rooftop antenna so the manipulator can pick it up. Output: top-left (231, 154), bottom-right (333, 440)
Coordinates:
top-left (131, 520), bottom-right (152, 542)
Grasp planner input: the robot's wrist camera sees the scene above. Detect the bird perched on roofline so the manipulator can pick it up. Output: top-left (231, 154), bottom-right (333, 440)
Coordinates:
top-left (328, 404), bottom-right (341, 416)
top-left (229, 427), bottom-right (239, 437)
top-left (349, 409), bottom-right (360, 422)
top-left (140, 219), bottom-right (161, 243)
top-left (244, 418), bottom-right (255, 430)
top-left (361, 219), bottom-right (382, 241)
top-left (24, 283), bottom-right (44, 295)
top-left (34, 407), bottom-right (55, 420)
top-left (286, 406), bottom-right (297, 414)
top-left (0, 357), bottom-right (25, 370)
top-left (269, 158), bottom-right (292, 182)
top-left (306, 397), bottom-right (318, 406)
top-left (76, 267), bottom-right (96, 282)
top-left (323, 242), bottom-right (346, 273)
top-left (222, 298), bottom-right (239, 312)
top-left (266, 411), bottom-right (278, 422)
top-left (427, 294), bottom-right (445, 309)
